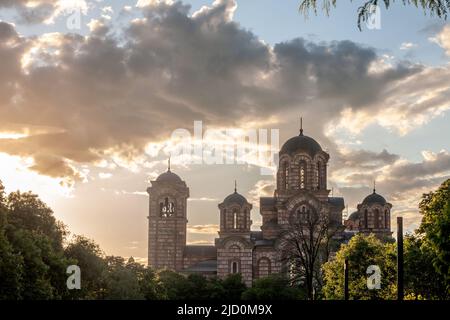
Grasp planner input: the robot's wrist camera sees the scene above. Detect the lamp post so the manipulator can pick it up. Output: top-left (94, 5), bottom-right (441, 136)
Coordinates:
top-left (397, 216), bottom-right (404, 301)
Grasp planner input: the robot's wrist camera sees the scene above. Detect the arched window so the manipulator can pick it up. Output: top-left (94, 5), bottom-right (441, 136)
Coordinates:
top-left (364, 209), bottom-right (368, 229)
top-left (243, 209), bottom-right (247, 229)
top-left (258, 258), bottom-right (271, 278)
top-left (385, 210), bottom-right (389, 229)
top-left (299, 161), bottom-right (306, 189)
top-left (284, 163), bottom-right (289, 190)
top-left (233, 210), bottom-right (237, 229)
top-left (317, 162), bottom-right (321, 189)
top-left (222, 209), bottom-right (226, 228)
top-left (231, 261), bottom-right (239, 274)
top-left (374, 209), bottom-right (380, 228)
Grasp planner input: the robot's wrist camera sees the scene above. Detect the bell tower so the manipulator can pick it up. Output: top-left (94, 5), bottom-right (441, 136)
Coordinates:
top-left (147, 162), bottom-right (189, 270)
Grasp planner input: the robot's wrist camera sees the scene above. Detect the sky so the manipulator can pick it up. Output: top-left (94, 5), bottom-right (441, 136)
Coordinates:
top-left (0, 0), bottom-right (450, 264)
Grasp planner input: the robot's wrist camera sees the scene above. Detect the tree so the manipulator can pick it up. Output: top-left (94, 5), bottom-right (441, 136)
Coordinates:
top-left (404, 234), bottom-right (448, 299)
top-left (221, 274), bottom-right (247, 300)
top-left (64, 235), bottom-right (106, 299)
top-left (102, 256), bottom-right (143, 300)
top-left (125, 257), bottom-right (162, 300)
top-left (299, 1), bottom-right (450, 30)
top-left (1, 187), bottom-right (70, 300)
top-left (417, 179), bottom-right (450, 293)
top-left (279, 207), bottom-right (343, 300)
top-left (322, 234), bottom-right (397, 300)
top-left (242, 275), bottom-right (306, 300)
top-left (0, 182), bottom-right (23, 299)
top-left (156, 269), bottom-right (191, 300)
top-left (6, 191), bottom-right (67, 251)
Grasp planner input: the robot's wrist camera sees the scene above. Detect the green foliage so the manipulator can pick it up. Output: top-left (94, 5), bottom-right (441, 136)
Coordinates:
top-left (1, 177), bottom-right (449, 300)
top-left (221, 274), bottom-right (247, 300)
top-left (102, 256), bottom-right (144, 300)
top-left (64, 235), bottom-right (106, 299)
top-left (404, 234), bottom-right (448, 299)
top-left (299, 1), bottom-right (450, 30)
top-left (242, 275), bottom-right (306, 300)
top-left (0, 182), bottom-right (70, 300)
top-left (155, 271), bottom-right (247, 300)
top-left (0, 226), bottom-right (23, 299)
top-left (322, 234), bottom-right (397, 300)
top-left (418, 179), bottom-right (450, 294)
top-left (6, 191), bottom-right (67, 250)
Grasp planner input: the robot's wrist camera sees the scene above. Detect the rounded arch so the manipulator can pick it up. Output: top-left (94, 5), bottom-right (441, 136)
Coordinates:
top-left (298, 160), bottom-right (307, 190)
top-left (230, 259), bottom-right (240, 274)
top-left (221, 237), bottom-right (253, 250)
top-left (384, 209), bottom-right (389, 229)
top-left (229, 244), bottom-right (241, 251)
top-left (257, 257), bottom-right (272, 278)
top-left (364, 209), bottom-right (368, 228)
top-left (374, 208), bottom-right (380, 228)
top-left (282, 159), bottom-right (290, 190)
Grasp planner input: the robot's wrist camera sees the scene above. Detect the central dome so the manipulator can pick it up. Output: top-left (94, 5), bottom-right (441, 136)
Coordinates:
top-left (280, 132), bottom-right (323, 157)
top-left (156, 170), bottom-right (182, 183)
top-left (223, 191), bottom-right (247, 206)
top-left (362, 192), bottom-right (387, 205)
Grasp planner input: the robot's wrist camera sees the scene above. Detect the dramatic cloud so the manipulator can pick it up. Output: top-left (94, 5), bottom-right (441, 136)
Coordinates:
top-left (187, 224), bottom-right (219, 235)
top-left (249, 179), bottom-right (274, 207)
top-left (0, 0), bottom-right (58, 23)
top-left (430, 24), bottom-right (450, 56)
top-left (0, 0), bottom-right (449, 189)
top-left (334, 148), bottom-right (450, 232)
top-left (336, 149), bottom-right (400, 170)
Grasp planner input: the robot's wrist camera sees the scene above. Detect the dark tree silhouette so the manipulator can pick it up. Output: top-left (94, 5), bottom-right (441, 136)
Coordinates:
top-left (299, 1), bottom-right (450, 30)
top-left (280, 206), bottom-right (343, 300)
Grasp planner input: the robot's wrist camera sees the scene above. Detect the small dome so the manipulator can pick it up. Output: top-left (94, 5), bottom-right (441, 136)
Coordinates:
top-left (156, 170), bottom-right (182, 183)
top-left (348, 211), bottom-right (361, 220)
top-left (280, 133), bottom-right (323, 157)
top-left (362, 192), bottom-right (387, 206)
top-left (223, 191), bottom-right (247, 206)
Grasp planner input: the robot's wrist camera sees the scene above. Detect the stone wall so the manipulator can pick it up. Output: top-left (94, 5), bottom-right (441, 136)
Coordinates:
top-left (216, 239), bottom-right (253, 287)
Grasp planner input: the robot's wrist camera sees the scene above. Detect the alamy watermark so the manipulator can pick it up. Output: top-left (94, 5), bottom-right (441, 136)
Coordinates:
top-left (367, 265), bottom-right (381, 290)
top-left (168, 121), bottom-right (279, 176)
top-left (66, 265), bottom-right (81, 290)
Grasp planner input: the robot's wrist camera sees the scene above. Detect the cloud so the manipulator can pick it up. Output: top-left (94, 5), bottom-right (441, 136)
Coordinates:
top-left (336, 149), bottom-right (400, 170)
top-left (98, 172), bottom-right (112, 179)
top-left (188, 197), bottom-right (220, 202)
top-left (334, 148), bottom-right (450, 233)
top-left (187, 224), bottom-right (219, 234)
top-left (400, 42), bottom-right (417, 50)
top-left (430, 24), bottom-right (450, 56)
top-left (389, 150), bottom-right (450, 183)
top-left (0, 0), bottom-right (449, 187)
top-left (187, 240), bottom-right (213, 245)
top-left (248, 179), bottom-right (274, 206)
top-left (0, 0), bottom-right (57, 24)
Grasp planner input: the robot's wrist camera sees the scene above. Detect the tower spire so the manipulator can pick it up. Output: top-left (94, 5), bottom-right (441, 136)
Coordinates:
top-left (373, 180), bottom-right (376, 193)
top-left (168, 157), bottom-right (171, 172)
top-left (234, 180), bottom-right (237, 193)
top-left (299, 116), bottom-right (304, 136)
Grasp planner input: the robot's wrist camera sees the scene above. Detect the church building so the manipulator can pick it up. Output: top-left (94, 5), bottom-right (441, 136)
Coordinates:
top-left (147, 128), bottom-right (392, 286)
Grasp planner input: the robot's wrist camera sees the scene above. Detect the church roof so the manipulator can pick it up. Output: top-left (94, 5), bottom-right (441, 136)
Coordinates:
top-left (183, 259), bottom-right (217, 273)
top-left (348, 211), bottom-right (360, 220)
top-left (250, 231), bottom-right (263, 241)
top-left (223, 191), bottom-right (248, 206)
top-left (156, 170), bottom-right (182, 183)
top-left (279, 132), bottom-right (323, 157)
top-left (184, 245), bottom-right (217, 257)
top-left (362, 191), bottom-right (387, 206)
top-left (260, 197), bottom-right (275, 207)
